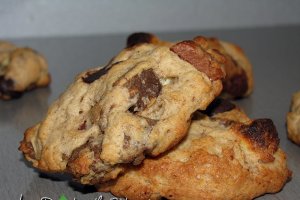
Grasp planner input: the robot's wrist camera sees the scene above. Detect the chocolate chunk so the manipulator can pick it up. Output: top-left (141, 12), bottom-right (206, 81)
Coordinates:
top-left (170, 41), bottom-right (225, 81)
top-left (126, 69), bottom-right (162, 112)
top-left (123, 134), bottom-right (131, 149)
top-left (128, 105), bottom-right (137, 114)
top-left (67, 137), bottom-right (103, 179)
top-left (0, 76), bottom-right (23, 99)
top-left (82, 67), bottom-right (107, 84)
top-left (26, 82), bottom-right (37, 91)
top-left (127, 32), bottom-right (156, 48)
top-left (90, 143), bottom-right (102, 158)
top-left (62, 153), bottom-right (69, 161)
top-left (132, 153), bottom-right (145, 165)
top-left (145, 117), bottom-right (158, 126)
top-left (78, 120), bottom-right (87, 130)
top-left (202, 98), bottom-right (236, 116)
top-left (68, 143), bottom-right (88, 166)
top-left (223, 69), bottom-right (248, 98)
top-left (160, 197), bottom-right (169, 200)
top-left (239, 119), bottom-right (279, 159)
top-left (194, 36), bottom-right (249, 97)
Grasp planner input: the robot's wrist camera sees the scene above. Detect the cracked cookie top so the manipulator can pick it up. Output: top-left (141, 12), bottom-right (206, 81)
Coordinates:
top-left (19, 37), bottom-right (225, 184)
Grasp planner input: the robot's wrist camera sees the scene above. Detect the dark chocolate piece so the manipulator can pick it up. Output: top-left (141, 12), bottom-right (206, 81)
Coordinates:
top-left (223, 69), bottom-right (248, 98)
top-left (202, 98), bottom-right (236, 116)
top-left (0, 76), bottom-right (23, 99)
top-left (126, 69), bottom-right (162, 112)
top-left (170, 41), bottom-right (225, 81)
top-left (239, 119), bottom-right (279, 152)
top-left (78, 120), bottom-right (87, 130)
top-left (82, 67), bottom-right (108, 84)
top-left (123, 135), bottom-right (131, 149)
top-left (127, 32), bottom-right (155, 48)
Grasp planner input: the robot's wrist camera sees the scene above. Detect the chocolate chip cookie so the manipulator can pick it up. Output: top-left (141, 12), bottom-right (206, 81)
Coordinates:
top-left (19, 38), bottom-right (225, 184)
top-left (287, 91), bottom-right (300, 145)
top-left (0, 41), bottom-right (51, 100)
top-left (98, 99), bottom-right (291, 200)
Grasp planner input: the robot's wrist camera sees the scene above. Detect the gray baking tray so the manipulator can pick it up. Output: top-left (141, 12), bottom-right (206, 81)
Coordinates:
top-left (1, 26), bottom-right (299, 199)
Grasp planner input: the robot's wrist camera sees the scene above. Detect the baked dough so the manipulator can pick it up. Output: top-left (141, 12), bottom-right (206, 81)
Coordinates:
top-left (287, 91), bottom-right (300, 144)
top-left (19, 38), bottom-right (225, 184)
top-left (98, 99), bottom-right (291, 200)
top-left (0, 41), bottom-right (50, 100)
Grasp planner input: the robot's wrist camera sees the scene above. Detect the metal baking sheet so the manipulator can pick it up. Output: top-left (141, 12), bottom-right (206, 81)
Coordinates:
top-left (1, 26), bottom-right (299, 199)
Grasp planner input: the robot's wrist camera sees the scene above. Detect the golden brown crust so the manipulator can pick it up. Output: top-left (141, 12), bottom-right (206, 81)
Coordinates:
top-left (236, 119), bottom-right (279, 162)
top-left (100, 149), bottom-right (290, 200)
top-left (0, 41), bottom-right (51, 100)
top-left (98, 105), bottom-right (290, 200)
top-left (19, 125), bottom-right (40, 167)
top-left (287, 91), bottom-right (300, 144)
top-left (19, 132), bottom-right (36, 160)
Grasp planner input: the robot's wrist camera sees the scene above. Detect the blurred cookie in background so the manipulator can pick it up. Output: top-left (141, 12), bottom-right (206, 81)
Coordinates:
top-left (287, 91), bottom-right (300, 145)
top-left (0, 41), bottom-right (51, 100)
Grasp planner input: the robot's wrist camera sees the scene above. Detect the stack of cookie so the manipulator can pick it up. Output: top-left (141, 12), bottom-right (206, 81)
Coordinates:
top-left (19, 33), bottom-right (291, 200)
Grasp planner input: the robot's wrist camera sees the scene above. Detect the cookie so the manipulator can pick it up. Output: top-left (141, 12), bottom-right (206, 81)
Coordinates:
top-left (127, 33), bottom-right (253, 98)
top-left (0, 41), bottom-right (51, 100)
top-left (98, 99), bottom-right (291, 200)
top-left (19, 38), bottom-right (225, 184)
top-left (287, 91), bottom-right (300, 145)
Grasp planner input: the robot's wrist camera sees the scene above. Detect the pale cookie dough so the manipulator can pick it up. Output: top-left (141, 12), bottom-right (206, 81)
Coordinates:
top-left (19, 38), bottom-right (225, 184)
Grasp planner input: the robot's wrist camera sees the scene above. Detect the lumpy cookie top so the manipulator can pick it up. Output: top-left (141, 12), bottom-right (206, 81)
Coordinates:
top-left (20, 37), bottom-right (225, 184)
top-left (127, 33), bottom-right (253, 98)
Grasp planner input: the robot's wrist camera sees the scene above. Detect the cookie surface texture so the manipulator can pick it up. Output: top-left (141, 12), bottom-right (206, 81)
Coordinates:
top-left (19, 40), bottom-right (224, 184)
